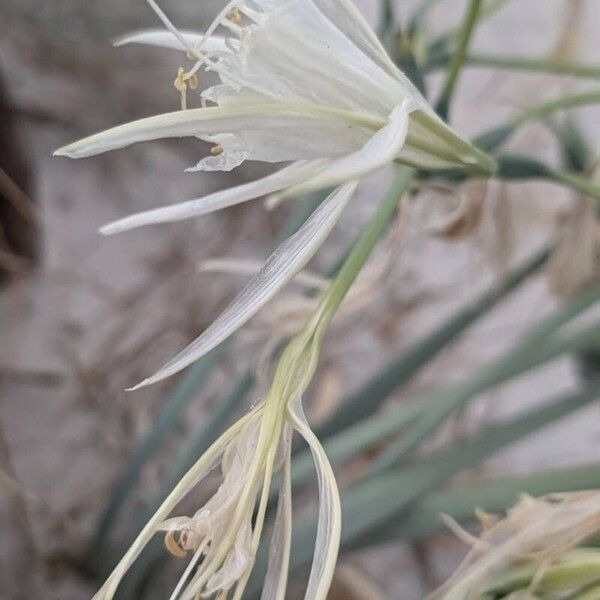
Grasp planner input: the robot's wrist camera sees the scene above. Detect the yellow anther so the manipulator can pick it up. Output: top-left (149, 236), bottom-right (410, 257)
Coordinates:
top-left (174, 67), bottom-right (199, 94)
top-left (164, 531), bottom-right (188, 558)
top-left (210, 144), bottom-right (224, 156)
top-left (227, 8), bottom-right (242, 23)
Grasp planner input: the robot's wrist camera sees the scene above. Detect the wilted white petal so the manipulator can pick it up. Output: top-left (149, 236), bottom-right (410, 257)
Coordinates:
top-left (99, 160), bottom-right (327, 235)
top-left (273, 101), bottom-right (410, 200)
top-left (204, 518), bottom-right (254, 596)
top-left (53, 104), bottom-right (378, 160)
top-left (260, 427), bottom-right (293, 600)
top-left (288, 399), bottom-right (341, 600)
top-left (91, 411), bottom-right (258, 600)
top-left (114, 29), bottom-right (227, 54)
top-left (129, 181), bottom-right (358, 390)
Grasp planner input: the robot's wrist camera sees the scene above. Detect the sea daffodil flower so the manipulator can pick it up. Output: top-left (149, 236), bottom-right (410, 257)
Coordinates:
top-left (55, 0), bottom-right (495, 389)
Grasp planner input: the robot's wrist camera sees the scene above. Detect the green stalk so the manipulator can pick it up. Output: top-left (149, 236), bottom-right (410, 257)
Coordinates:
top-left (425, 0), bottom-right (511, 65)
top-left (456, 52), bottom-right (600, 80)
top-left (475, 91), bottom-right (600, 152)
top-left (312, 167), bottom-right (414, 331)
top-left (436, 0), bottom-right (483, 119)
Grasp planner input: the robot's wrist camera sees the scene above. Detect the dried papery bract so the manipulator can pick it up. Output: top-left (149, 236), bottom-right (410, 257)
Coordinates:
top-left (431, 492), bottom-right (600, 600)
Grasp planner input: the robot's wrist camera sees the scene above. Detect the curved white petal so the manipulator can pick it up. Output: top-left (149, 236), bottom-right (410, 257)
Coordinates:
top-left (129, 181), bottom-right (358, 390)
top-left (198, 258), bottom-right (329, 291)
top-left (54, 103), bottom-right (378, 160)
top-left (114, 29), bottom-right (228, 54)
top-left (273, 101), bottom-right (410, 200)
top-left (99, 160), bottom-right (326, 235)
top-left (288, 399), bottom-right (341, 600)
top-left (217, 0), bottom-right (404, 118)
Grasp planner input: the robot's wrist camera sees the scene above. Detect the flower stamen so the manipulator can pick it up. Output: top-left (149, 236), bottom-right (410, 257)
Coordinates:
top-left (227, 8), bottom-right (242, 23)
top-left (211, 144), bottom-right (224, 156)
top-left (174, 67), bottom-right (199, 110)
top-left (165, 531), bottom-right (189, 558)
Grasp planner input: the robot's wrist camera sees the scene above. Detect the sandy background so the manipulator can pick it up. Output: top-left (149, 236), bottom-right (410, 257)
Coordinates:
top-left (0, 1), bottom-right (599, 598)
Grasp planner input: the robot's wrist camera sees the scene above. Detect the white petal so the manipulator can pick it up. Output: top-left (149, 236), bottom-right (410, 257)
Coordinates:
top-left (260, 428), bottom-right (293, 600)
top-left (217, 0), bottom-right (404, 118)
top-left (311, 0), bottom-right (421, 92)
top-left (53, 103), bottom-right (378, 160)
top-left (129, 181), bottom-right (357, 390)
top-left (114, 29), bottom-right (228, 54)
top-left (99, 160), bottom-right (326, 235)
top-left (199, 258), bottom-right (329, 291)
top-left (288, 399), bottom-right (341, 600)
top-left (273, 101), bottom-right (410, 200)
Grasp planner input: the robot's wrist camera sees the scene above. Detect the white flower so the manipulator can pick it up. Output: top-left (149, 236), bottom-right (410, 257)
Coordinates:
top-left (55, 0), bottom-right (495, 389)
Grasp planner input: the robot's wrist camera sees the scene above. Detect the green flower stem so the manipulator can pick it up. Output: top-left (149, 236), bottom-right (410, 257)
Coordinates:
top-left (425, 0), bottom-right (510, 63)
top-left (475, 91), bottom-right (600, 152)
top-left (513, 91), bottom-right (600, 130)
top-left (436, 0), bottom-right (483, 119)
top-left (315, 167), bottom-right (413, 330)
top-left (432, 52), bottom-right (600, 80)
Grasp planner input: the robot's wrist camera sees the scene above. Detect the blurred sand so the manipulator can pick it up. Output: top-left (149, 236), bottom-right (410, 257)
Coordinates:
top-left (0, 1), bottom-right (599, 598)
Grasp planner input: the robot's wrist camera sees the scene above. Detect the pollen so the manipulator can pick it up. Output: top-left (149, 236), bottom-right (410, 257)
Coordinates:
top-left (164, 531), bottom-right (188, 558)
top-left (174, 67), bottom-right (199, 94)
top-left (210, 144), bottom-right (224, 156)
top-left (226, 8), bottom-right (242, 23)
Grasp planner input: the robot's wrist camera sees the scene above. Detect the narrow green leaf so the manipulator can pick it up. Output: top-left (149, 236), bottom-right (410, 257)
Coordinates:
top-left (88, 344), bottom-right (226, 567)
top-left (372, 314), bottom-right (600, 472)
top-left (315, 246), bottom-right (549, 442)
top-left (552, 117), bottom-right (592, 173)
top-left (274, 384), bottom-right (599, 583)
top-left (347, 384), bottom-right (600, 551)
top-left (391, 463), bottom-right (600, 543)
